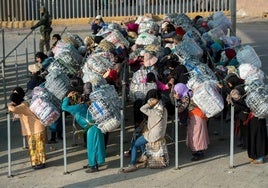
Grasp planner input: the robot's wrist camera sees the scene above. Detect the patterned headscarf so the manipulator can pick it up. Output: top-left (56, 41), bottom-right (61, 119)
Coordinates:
top-left (174, 83), bottom-right (190, 99)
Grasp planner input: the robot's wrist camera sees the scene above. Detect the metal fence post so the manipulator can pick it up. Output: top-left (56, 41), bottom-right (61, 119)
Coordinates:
top-left (175, 100), bottom-right (180, 170)
top-left (7, 112), bottom-right (13, 177)
top-left (230, 0), bottom-right (236, 36)
top-left (229, 104), bottom-right (235, 168)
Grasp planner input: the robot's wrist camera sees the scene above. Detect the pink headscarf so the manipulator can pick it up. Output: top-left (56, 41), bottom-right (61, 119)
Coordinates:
top-left (174, 83), bottom-right (191, 99)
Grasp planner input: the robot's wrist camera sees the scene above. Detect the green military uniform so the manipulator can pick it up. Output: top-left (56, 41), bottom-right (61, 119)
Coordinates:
top-left (31, 6), bottom-right (53, 53)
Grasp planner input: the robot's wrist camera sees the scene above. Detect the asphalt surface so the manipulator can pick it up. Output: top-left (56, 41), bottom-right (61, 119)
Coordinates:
top-left (0, 18), bottom-right (268, 188)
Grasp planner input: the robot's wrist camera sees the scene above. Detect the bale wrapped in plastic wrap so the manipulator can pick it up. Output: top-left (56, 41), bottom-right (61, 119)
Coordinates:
top-left (165, 13), bottom-right (192, 27)
top-left (192, 81), bottom-right (224, 118)
top-left (194, 63), bottom-right (218, 81)
top-left (31, 86), bottom-right (62, 108)
top-left (129, 68), bottom-right (158, 101)
top-left (207, 27), bottom-right (226, 41)
top-left (238, 63), bottom-right (259, 80)
top-left (98, 117), bottom-right (120, 133)
top-left (174, 38), bottom-right (203, 61)
top-left (129, 48), bottom-right (143, 60)
top-left (183, 27), bottom-right (202, 44)
top-left (88, 99), bottom-right (120, 124)
top-left (67, 33), bottom-right (84, 48)
top-left (90, 84), bottom-right (121, 110)
top-left (244, 69), bottom-right (266, 90)
top-left (129, 82), bottom-right (157, 102)
top-left (84, 55), bottom-right (114, 75)
top-left (187, 74), bottom-right (214, 91)
top-left (56, 50), bottom-right (83, 67)
top-left (145, 44), bottom-right (165, 59)
top-left (138, 20), bottom-right (159, 35)
top-left (105, 30), bottom-right (130, 48)
top-left (135, 32), bottom-right (160, 46)
top-left (96, 27), bottom-right (113, 38)
top-left (146, 138), bottom-right (169, 169)
top-left (30, 95), bottom-right (60, 126)
top-left (61, 36), bottom-right (79, 49)
top-left (82, 66), bottom-right (107, 90)
top-left (47, 58), bottom-right (77, 76)
top-left (207, 11), bottom-right (231, 34)
top-left (245, 86), bottom-right (268, 118)
top-left (45, 71), bottom-right (70, 100)
top-left (89, 51), bottom-right (115, 63)
top-left (220, 36), bottom-right (241, 48)
top-left (236, 45), bottom-right (262, 68)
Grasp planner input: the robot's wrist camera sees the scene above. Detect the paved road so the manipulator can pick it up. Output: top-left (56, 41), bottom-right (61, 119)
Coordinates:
top-left (0, 19), bottom-right (268, 188)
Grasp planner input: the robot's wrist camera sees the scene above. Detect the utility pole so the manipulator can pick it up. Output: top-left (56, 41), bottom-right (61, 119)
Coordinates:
top-left (230, 0), bottom-right (236, 36)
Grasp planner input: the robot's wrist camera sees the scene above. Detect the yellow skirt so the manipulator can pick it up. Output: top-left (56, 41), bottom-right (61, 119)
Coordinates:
top-left (27, 130), bottom-right (46, 167)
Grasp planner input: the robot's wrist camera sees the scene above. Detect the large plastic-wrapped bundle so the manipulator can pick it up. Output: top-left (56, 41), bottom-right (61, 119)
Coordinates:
top-left (90, 84), bottom-right (121, 110)
top-left (236, 45), bottom-right (262, 68)
top-left (31, 86), bottom-right (61, 107)
top-left (167, 13), bottom-right (192, 27)
top-left (144, 44), bottom-right (165, 59)
top-left (238, 63), bottom-right (259, 80)
top-left (105, 30), bottom-right (130, 48)
top-left (183, 27), bottom-right (202, 44)
top-left (207, 11), bottom-right (231, 34)
top-left (192, 81), bottom-right (224, 118)
top-left (244, 69), bottom-right (266, 88)
top-left (146, 138), bottom-right (169, 169)
top-left (207, 27), bottom-right (226, 41)
top-left (90, 51), bottom-right (115, 63)
top-left (245, 86), bottom-right (268, 118)
top-left (135, 32), bottom-right (160, 46)
top-left (47, 58), bottom-right (77, 75)
top-left (56, 51), bottom-right (83, 67)
top-left (96, 27), bottom-right (112, 38)
top-left (138, 20), bottom-right (159, 35)
top-left (30, 95), bottom-right (60, 126)
top-left (220, 36), bottom-right (241, 48)
top-left (45, 71), bottom-right (70, 100)
top-left (187, 74), bottom-right (215, 91)
top-left (174, 38), bottom-right (203, 60)
top-left (88, 99), bottom-right (117, 124)
top-left (98, 117), bottom-right (120, 133)
top-left (97, 39), bottom-right (116, 52)
top-left (84, 55), bottom-right (114, 75)
top-left (61, 34), bottom-right (84, 49)
top-left (82, 66), bottom-right (107, 90)
top-left (129, 82), bottom-right (157, 102)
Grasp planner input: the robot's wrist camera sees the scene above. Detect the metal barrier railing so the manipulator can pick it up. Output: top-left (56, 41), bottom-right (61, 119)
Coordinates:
top-left (0, 0), bottom-right (230, 22)
top-left (0, 27), bottom-right (68, 109)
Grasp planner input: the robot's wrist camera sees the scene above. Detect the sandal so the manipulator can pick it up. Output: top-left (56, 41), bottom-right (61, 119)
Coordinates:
top-left (122, 164), bottom-right (137, 173)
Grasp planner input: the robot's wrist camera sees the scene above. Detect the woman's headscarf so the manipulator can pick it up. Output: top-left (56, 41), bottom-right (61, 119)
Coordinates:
top-left (174, 83), bottom-right (190, 99)
top-left (9, 92), bottom-right (24, 105)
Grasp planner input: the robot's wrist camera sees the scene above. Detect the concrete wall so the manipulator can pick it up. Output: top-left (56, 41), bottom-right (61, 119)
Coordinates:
top-left (237, 0), bottom-right (268, 18)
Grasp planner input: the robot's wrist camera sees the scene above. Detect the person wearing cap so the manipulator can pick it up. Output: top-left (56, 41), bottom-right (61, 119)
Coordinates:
top-left (31, 6), bottom-right (53, 53)
top-left (8, 87), bottom-right (47, 170)
top-left (90, 15), bottom-right (107, 35)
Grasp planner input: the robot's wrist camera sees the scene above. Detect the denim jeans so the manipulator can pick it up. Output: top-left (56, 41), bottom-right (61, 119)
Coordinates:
top-left (130, 135), bottom-right (148, 165)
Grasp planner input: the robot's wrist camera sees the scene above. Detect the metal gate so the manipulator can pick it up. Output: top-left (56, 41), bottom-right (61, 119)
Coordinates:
top-left (0, 0), bottom-right (230, 22)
